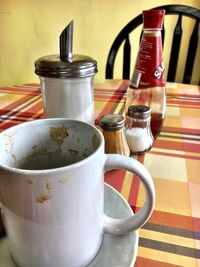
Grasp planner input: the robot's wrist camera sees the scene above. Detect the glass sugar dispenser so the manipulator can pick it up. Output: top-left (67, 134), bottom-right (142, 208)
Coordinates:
top-left (35, 20), bottom-right (97, 125)
top-left (125, 105), bottom-right (154, 155)
top-left (99, 114), bottom-right (130, 156)
top-left (125, 10), bottom-right (166, 138)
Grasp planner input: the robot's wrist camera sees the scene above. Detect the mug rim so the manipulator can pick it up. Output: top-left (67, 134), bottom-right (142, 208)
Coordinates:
top-left (0, 118), bottom-right (104, 175)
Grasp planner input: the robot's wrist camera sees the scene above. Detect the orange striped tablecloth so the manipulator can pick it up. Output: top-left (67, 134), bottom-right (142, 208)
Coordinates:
top-left (0, 79), bottom-right (200, 267)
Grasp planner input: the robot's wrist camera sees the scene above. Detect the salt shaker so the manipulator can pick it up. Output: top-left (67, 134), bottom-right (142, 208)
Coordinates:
top-left (125, 105), bottom-right (154, 155)
top-left (99, 114), bottom-right (130, 156)
top-left (35, 21), bottom-right (97, 125)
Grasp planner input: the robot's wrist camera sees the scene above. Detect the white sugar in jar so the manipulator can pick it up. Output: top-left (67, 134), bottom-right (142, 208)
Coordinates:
top-left (125, 105), bottom-right (154, 155)
top-left (39, 77), bottom-right (95, 124)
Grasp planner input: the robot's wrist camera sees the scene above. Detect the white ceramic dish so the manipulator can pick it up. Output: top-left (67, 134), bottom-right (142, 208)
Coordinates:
top-left (0, 183), bottom-right (139, 267)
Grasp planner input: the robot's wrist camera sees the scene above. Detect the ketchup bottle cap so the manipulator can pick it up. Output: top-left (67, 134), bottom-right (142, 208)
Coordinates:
top-left (143, 10), bottom-right (165, 30)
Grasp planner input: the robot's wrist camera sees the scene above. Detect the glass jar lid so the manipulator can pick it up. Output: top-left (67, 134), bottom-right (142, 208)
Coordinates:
top-left (127, 105), bottom-right (151, 119)
top-left (99, 114), bottom-right (124, 131)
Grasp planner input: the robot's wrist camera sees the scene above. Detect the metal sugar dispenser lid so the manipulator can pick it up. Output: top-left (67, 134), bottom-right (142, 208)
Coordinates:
top-left (35, 20), bottom-right (97, 78)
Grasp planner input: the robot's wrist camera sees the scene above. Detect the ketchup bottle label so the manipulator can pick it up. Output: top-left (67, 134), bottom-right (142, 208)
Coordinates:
top-left (130, 35), bottom-right (165, 89)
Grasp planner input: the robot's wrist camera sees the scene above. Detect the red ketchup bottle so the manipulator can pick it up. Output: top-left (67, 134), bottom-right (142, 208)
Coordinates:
top-left (125, 10), bottom-right (166, 138)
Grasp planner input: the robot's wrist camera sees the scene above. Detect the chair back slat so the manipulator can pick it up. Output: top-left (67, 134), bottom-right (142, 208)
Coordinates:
top-left (167, 15), bottom-right (183, 82)
top-left (123, 35), bottom-right (131, 79)
top-left (161, 24), bottom-right (165, 47)
top-left (105, 13), bottom-right (143, 79)
top-left (183, 20), bottom-right (199, 84)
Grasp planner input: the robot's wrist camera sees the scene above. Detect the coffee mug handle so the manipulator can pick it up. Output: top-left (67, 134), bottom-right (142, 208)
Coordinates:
top-left (103, 154), bottom-right (155, 234)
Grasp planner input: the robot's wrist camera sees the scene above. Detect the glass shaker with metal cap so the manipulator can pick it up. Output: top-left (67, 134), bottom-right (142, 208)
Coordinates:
top-left (99, 114), bottom-right (130, 156)
top-left (35, 20), bottom-right (98, 125)
top-left (125, 105), bottom-right (154, 155)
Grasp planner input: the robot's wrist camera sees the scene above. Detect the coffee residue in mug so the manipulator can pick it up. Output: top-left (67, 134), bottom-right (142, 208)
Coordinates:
top-left (50, 125), bottom-right (68, 148)
top-left (68, 149), bottom-right (79, 158)
top-left (92, 134), bottom-right (99, 150)
top-left (4, 133), bottom-right (17, 164)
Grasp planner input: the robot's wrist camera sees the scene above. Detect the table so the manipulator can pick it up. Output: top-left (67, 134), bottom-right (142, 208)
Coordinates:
top-left (0, 80), bottom-right (200, 267)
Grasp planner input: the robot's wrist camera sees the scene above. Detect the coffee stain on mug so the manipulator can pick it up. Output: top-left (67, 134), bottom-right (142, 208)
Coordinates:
top-left (59, 178), bottom-right (69, 184)
top-left (36, 193), bottom-right (52, 203)
top-left (27, 179), bottom-right (36, 185)
top-left (46, 182), bottom-right (53, 190)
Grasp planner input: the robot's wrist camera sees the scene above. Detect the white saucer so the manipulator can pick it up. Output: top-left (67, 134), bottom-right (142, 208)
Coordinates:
top-left (0, 183), bottom-right (139, 267)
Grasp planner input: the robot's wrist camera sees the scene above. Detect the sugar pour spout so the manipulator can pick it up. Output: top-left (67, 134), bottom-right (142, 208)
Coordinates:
top-left (60, 20), bottom-right (73, 61)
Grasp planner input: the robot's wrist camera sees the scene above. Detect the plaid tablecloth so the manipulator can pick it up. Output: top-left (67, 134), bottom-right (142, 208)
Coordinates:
top-left (0, 79), bottom-right (200, 266)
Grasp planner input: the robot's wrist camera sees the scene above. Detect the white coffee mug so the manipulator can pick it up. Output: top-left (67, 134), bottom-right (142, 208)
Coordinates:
top-left (0, 118), bottom-right (155, 267)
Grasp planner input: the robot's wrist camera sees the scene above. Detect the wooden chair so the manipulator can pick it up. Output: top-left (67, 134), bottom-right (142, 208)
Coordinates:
top-left (105, 5), bottom-right (200, 84)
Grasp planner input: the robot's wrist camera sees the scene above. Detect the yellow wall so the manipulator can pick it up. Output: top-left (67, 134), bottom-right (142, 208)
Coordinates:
top-left (0, 0), bottom-right (199, 86)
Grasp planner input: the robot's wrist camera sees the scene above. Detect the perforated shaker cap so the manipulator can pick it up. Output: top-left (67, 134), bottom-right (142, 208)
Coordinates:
top-left (99, 114), bottom-right (125, 131)
top-left (127, 105), bottom-right (151, 120)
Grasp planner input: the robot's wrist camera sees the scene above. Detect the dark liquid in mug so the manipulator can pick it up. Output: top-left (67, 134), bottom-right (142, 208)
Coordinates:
top-left (150, 113), bottom-right (164, 138)
top-left (16, 153), bottom-right (89, 170)
top-left (19, 159), bottom-right (72, 170)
